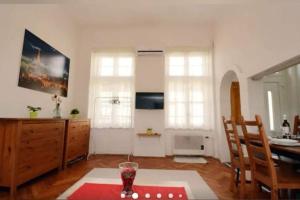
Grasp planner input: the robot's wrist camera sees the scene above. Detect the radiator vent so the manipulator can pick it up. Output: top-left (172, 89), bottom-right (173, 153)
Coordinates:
top-left (173, 135), bottom-right (205, 156)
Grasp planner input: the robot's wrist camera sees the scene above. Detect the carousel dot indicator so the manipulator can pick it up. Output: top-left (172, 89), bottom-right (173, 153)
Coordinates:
top-left (120, 193), bottom-right (126, 198)
top-left (157, 193), bottom-right (162, 198)
top-left (132, 192), bottom-right (139, 199)
top-left (168, 193), bottom-right (174, 198)
top-left (145, 193), bottom-right (151, 199)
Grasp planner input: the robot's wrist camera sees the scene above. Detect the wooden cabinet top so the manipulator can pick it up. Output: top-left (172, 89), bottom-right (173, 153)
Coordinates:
top-left (0, 118), bottom-right (66, 121)
top-left (0, 118), bottom-right (89, 121)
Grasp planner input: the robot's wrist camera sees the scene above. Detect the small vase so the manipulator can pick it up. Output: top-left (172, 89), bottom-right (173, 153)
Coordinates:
top-left (70, 114), bottom-right (78, 119)
top-left (29, 111), bottom-right (38, 118)
top-left (53, 104), bottom-right (61, 118)
top-left (119, 162), bottom-right (138, 197)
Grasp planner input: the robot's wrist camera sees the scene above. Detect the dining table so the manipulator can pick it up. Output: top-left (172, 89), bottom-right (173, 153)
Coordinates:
top-left (239, 136), bottom-right (300, 162)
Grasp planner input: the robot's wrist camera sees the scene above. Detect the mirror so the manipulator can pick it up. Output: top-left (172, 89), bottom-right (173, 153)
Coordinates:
top-left (262, 64), bottom-right (300, 136)
top-left (250, 63), bottom-right (300, 137)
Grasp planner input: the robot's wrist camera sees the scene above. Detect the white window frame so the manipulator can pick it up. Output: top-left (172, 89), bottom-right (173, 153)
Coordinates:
top-left (88, 52), bottom-right (135, 129)
top-left (165, 51), bottom-right (213, 130)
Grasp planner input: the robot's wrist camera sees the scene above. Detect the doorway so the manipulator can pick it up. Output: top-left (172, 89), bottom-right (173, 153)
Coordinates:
top-left (230, 81), bottom-right (242, 124)
top-left (220, 71), bottom-right (240, 119)
top-left (220, 70), bottom-right (240, 162)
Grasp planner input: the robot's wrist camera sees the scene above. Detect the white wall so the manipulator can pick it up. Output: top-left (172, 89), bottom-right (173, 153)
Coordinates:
top-left (0, 5), bottom-right (78, 118)
top-left (214, 3), bottom-right (300, 162)
top-left (75, 25), bottom-right (215, 156)
top-left (134, 55), bottom-right (165, 157)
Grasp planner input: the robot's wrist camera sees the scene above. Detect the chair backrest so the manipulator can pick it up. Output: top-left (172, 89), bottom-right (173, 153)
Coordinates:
top-left (222, 116), bottom-right (245, 168)
top-left (293, 115), bottom-right (300, 135)
top-left (241, 115), bottom-right (277, 187)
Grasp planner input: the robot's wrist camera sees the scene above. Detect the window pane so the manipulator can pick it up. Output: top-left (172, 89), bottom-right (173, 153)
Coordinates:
top-left (170, 56), bottom-right (184, 65)
top-left (168, 103), bottom-right (176, 116)
top-left (118, 57), bottom-right (133, 76)
top-left (189, 56), bottom-right (202, 66)
top-left (176, 103), bottom-right (186, 117)
top-left (168, 102), bottom-right (186, 117)
top-left (190, 90), bottom-right (203, 102)
top-left (168, 90), bottom-right (185, 102)
top-left (190, 103), bottom-right (204, 117)
top-left (267, 91), bottom-right (274, 131)
top-left (100, 57), bottom-right (114, 76)
top-left (169, 56), bottom-right (184, 76)
top-left (99, 91), bottom-right (113, 98)
top-left (190, 116), bottom-right (204, 127)
top-left (188, 56), bottom-right (203, 76)
top-left (168, 80), bottom-right (186, 102)
top-left (190, 102), bottom-right (204, 127)
top-left (118, 91), bottom-right (131, 98)
top-left (100, 102), bottom-right (112, 116)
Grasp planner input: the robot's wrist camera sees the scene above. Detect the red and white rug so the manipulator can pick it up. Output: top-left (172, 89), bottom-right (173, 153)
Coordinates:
top-left (68, 183), bottom-right (188, 200)
top-left (57, 168), bottom-right (217, 200)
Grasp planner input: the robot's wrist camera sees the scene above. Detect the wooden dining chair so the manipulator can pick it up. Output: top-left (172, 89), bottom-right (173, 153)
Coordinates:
top-left (241, 115), bottom-right (300, 200)
top-left (293, 115), bottom-right (300, 135)
top-left (222, 116), bottom-right (251, 198)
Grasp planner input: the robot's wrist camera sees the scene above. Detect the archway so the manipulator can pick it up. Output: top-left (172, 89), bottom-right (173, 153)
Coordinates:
top-left (219, 70), bottom-right (239, 162)
top-left (220, 70), bottom-right (239, 120)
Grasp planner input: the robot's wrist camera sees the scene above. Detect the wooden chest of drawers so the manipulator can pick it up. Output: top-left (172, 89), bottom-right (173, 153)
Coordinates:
top-left (63, 119), bottom-right (90, 168)
top-left (0, 119), bottom-right (65, 197)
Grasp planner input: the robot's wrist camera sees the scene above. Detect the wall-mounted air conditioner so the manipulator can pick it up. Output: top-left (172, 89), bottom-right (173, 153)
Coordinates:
top-left (136, 50), bottom-right (164, 56)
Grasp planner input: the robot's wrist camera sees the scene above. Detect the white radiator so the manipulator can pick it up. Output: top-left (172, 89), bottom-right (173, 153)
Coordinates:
top-left (173, 135), bottom-right (205, 156)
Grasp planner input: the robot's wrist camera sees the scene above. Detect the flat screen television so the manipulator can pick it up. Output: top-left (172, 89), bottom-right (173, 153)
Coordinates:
top-left (135, 92), bottom-right (164, 109)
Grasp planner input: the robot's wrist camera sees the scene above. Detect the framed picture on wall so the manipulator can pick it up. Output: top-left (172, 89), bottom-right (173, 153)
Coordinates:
top-left (18, 29), bottom-right (70, 97)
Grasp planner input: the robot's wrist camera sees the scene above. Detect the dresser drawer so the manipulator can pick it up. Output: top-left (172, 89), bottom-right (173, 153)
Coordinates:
top-left (68, 129), bottom-right (89, 142)
top-left (17, 121), bottom-right (65, 184)
top-left (64, 120), bottom-right (90, 164)
top-left (17, 154), bottom-right (60, 184)
top-left (67, 142), bottom-right (89, 161)
top-left (21, 122), bottom-right (65, 142)
top-left (68, 121), bottom-right (90, 132)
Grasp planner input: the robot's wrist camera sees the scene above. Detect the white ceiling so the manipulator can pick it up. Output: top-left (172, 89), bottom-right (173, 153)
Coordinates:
top-left (62, 0), bottom-right (300, 27)
top-left (62, 0), bottom-right (228, 27)
top-left (2, 0), bottom-right (300, 27)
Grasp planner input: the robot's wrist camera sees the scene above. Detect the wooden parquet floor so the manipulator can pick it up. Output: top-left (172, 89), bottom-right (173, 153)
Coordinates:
top-left (0, 155), bottom-right (269, 200)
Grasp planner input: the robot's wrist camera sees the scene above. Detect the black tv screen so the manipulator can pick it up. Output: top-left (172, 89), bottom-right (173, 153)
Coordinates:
top-left (135, 92), bottom-right (164, 109)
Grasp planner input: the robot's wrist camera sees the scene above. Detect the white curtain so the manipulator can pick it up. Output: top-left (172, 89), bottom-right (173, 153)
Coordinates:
top-left (89, 52), bottom-right (135, 128)
top-left (165, 51), bottom-right (213, 130)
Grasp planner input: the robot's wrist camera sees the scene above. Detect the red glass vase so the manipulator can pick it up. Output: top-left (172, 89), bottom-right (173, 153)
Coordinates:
top-left (119, 162), bottom-right (138, 196)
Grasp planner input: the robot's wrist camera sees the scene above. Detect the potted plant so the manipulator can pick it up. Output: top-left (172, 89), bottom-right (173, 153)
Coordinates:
top-left (146, 128), bottom-right (153, 135)
top-left (70, 108), bottom-right (80, 119)
top-left (27, 106), bottom-right (42, 118)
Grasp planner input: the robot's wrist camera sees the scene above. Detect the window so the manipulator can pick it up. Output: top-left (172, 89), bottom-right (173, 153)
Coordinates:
top-left (89, 52), bottom-right (135, 128)
top-left (267, 90), bottom-right (275, 131)
top-left (165, 51), bottom-right (213, 129)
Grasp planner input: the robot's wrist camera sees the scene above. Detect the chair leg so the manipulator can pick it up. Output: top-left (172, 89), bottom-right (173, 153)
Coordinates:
top-left (251, 179), bottom-right (260, 199)
top-left (230, 168), bottom-right (237, 192)
top-left (290, 189), bottom-right (298, 199)
top-left (239, 169), bottom-right (246, 199)
top-left (236, 168), bottom-right (240, 187)
top-left (271, 189), bottom-right (279, 200)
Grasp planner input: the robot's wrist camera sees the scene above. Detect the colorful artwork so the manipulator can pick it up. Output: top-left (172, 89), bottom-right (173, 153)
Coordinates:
top-left (18, 29), bottom-right (70, 97)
